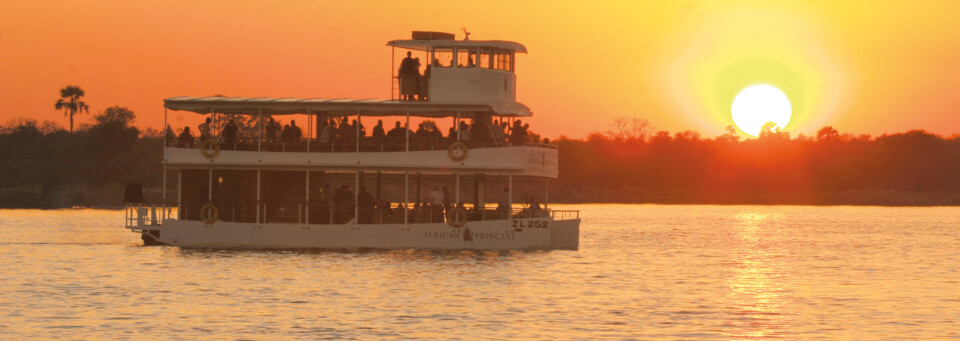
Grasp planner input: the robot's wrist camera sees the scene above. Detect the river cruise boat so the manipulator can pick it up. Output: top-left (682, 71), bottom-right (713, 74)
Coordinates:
top-left (124, 31), bottom-right (580, 250)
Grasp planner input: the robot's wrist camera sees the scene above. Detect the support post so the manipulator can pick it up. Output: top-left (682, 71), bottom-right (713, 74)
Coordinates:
top-left (356, 110), bottom-right (361, 153)
top-left (456, 111), bottom-right (461, 141)
top-left (354, 170), bottom-right (360, 224)
top-left (306, 109), bottom-right (311, 153)
top-left (208, 169), bottom-right (213, 202)
top-left (305, 171), bottom-right (310, 224)
top-left (455, 173), bottom-right (460, 204)
top-left (177, 170), bottom-right (182, 218)
top-left (405, 112), bottom-right (410, 152)
top-left (256, 169), bottom-right (261, 224)
top-left (508, 174), bottom-right (513, 219)
top-left (257, 109), bottom-right (263, 152)
top-left (404, 172), bottom-right (409, 224)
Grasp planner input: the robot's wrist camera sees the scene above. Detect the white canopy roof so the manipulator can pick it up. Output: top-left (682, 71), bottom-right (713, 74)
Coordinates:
top-left (387, 39), bottom-right (527, 53)
top-left (164, 96), bottom-right (532, 118)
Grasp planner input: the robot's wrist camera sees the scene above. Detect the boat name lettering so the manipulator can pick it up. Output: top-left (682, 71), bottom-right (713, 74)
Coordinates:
top-left (424, 230), bottom-right (516, 240)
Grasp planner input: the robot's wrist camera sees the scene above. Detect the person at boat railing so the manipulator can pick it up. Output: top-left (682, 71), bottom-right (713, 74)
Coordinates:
top-left (266, 117), bottom-right (279, 143)
top-left (222, 119), bottom-right (239, 147)
top-left (398, 51), bottom-right (421, 101)
top-left (280, 120), bottom-right (303, 144)
top-left (371, 120), bottom-right (386, 149)
top-left (199, 117), bottom-right (212, 141)
top-left (178, 126), bottom-right (195, 148)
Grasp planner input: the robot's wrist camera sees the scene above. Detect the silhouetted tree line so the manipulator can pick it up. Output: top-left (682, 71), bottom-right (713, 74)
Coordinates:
top-left (1, 112), bottom-right (958, 208)
top-left (0, 107), bottom-right (162, 208)
top-left (553, 120), bottom-right (960, 205)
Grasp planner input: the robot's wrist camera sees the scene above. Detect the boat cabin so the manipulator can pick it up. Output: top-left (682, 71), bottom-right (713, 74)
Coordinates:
top-left (388, 31), bottom-right (525, 106)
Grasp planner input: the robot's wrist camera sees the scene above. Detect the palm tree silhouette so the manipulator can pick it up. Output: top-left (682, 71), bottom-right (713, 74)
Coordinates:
top-left (55, 85), bottom-right (89, 133)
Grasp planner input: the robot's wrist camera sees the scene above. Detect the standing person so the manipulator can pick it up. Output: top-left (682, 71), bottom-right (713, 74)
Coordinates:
top-left (222, 119), bottom-right (238, 146)
top-left (178, 126), bottom-right (195, 147)
top-left (266, 118), bottom-right (278, 143)
top-left (199, 117), bottom-right (211, 141)
top-left (372, 120), bottom-right (385, 149)
top-left (289, 120), bottom-right (302, 142)
top-left (281, 123), bottom-right (291, 144)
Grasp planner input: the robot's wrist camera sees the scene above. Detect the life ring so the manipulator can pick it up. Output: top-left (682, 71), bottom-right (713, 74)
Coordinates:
top-left (447, 141), bottom-right (468, 162)
top-left (200, 203), bottom-right (219, 224)
top-left (200, 138), bottom-right (220, 159)
top-left (446, 206), bottom-right (467, 228)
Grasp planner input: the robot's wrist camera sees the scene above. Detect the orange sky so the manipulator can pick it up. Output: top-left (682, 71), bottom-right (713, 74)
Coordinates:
top-left (2, 0), bottom-right (959, 138)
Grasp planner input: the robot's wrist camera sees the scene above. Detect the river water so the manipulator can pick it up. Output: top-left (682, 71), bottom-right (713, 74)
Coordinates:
top-left (1, 205), bottom-right (958, 340)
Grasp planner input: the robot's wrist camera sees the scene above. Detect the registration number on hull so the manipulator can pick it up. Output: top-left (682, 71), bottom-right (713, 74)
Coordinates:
top-left (512, 220), bottom-right (549, 229)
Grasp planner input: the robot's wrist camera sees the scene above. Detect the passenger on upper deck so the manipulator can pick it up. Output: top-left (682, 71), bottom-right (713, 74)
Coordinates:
top-left (386, 121), bottom-right (407, 146)
top-left (265, 118), bottom-right (279, 143)
top-left (371, 120), bottom-right (385, 148)
top-left (222, 119), bottom-right (238, 145)
top-left (178, 126), bottom-right (195, 147)
top-left (281, 120), bottom-right (303, 144)
top-left (199, 117), bottom-right (211, 141)
top-left (398, 52), bottom-right (422, 101)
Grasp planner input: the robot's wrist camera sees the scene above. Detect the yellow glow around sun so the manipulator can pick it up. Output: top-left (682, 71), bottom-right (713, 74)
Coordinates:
top-left (731, 85), bottom-right (792, 136)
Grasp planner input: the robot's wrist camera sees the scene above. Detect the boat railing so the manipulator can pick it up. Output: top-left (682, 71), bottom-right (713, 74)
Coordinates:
top-left (166, 137), bottom-right (555, 153)
top-left (124, 202), bottom-right (177, 230)
top-left (168, 201), bottom-right (578, 225)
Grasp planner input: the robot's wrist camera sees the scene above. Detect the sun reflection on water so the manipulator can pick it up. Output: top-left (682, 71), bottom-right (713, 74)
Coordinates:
top-left (721, 212), bottom-right (794, 339)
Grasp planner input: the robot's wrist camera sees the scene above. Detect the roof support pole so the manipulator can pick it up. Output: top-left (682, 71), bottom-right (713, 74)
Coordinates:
top-left (177, 169), bottom-right (182, 219)
top-left (163, 107), bottom-right (167, 148)
top-left (208, 169), bottom-right (213, 203)
top-left (257, 109), bottom-right (262, 152)
top-left (356, 110), bottom-right (361, 153)
top-left (456, 111), bottom-right (461, 141)
top-left (256, 169), bottom-right (261, 224)
top-left (404, 171), bottom-right (409, 224)
top-left (306, 109), bottom-right (311, 153)
top-left (305, 171), bottom-right (310, 225)
top-left (455, 173), bottom-right (460, 205)
top-left (391, 46), bottom-right (395, 101)
top-left (354, 170), bottom-right (359, 225)
top-left (405, 112), bottom-right (410, 152)
top-left (162, 166), bottom-right (167, 215)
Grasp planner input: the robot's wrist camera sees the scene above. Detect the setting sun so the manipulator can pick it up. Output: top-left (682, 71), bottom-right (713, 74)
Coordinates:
top-left (731, 84), bottom-right (792, 136)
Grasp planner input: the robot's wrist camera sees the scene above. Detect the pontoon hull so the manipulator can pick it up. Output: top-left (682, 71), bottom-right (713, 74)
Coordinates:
top-left (151, 218), bottom-right (579, 250)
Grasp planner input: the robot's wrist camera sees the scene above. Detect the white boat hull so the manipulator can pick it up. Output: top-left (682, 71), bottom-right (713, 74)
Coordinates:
top-left (150, 218), bottom-right (579, 250)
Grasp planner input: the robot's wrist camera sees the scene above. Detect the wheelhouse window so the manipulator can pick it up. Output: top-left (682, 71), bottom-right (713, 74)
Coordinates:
top-left (432, 48), bottom-right (453, 68)
top-left (496, 51), bottom-right (514, 72)
top-left (479, 49), bottom-right (492, 69)
top-left (457, 48), bottom-right (477, 68)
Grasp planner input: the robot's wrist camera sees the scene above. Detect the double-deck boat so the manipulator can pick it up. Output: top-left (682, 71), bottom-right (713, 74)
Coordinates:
top-left (123, 31), bottom-right (580, 249)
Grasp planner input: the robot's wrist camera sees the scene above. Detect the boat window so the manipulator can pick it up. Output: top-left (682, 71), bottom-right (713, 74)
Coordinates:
top-left (479, 49), bottom-right (492, 69)
top-left (457, 48), bottom-right (477, 68)
top-left (433, 48), bottom-right (453, 68)
top-left (504, 52), bottom-right (514, 72)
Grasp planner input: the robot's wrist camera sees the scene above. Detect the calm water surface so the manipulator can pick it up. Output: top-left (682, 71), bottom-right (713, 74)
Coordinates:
top-left (1, 205), bottom-right (958, 340)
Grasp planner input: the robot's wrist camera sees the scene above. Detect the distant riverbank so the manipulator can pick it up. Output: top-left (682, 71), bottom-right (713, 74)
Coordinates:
top-left (3, 185), bottom-right (956, 209)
